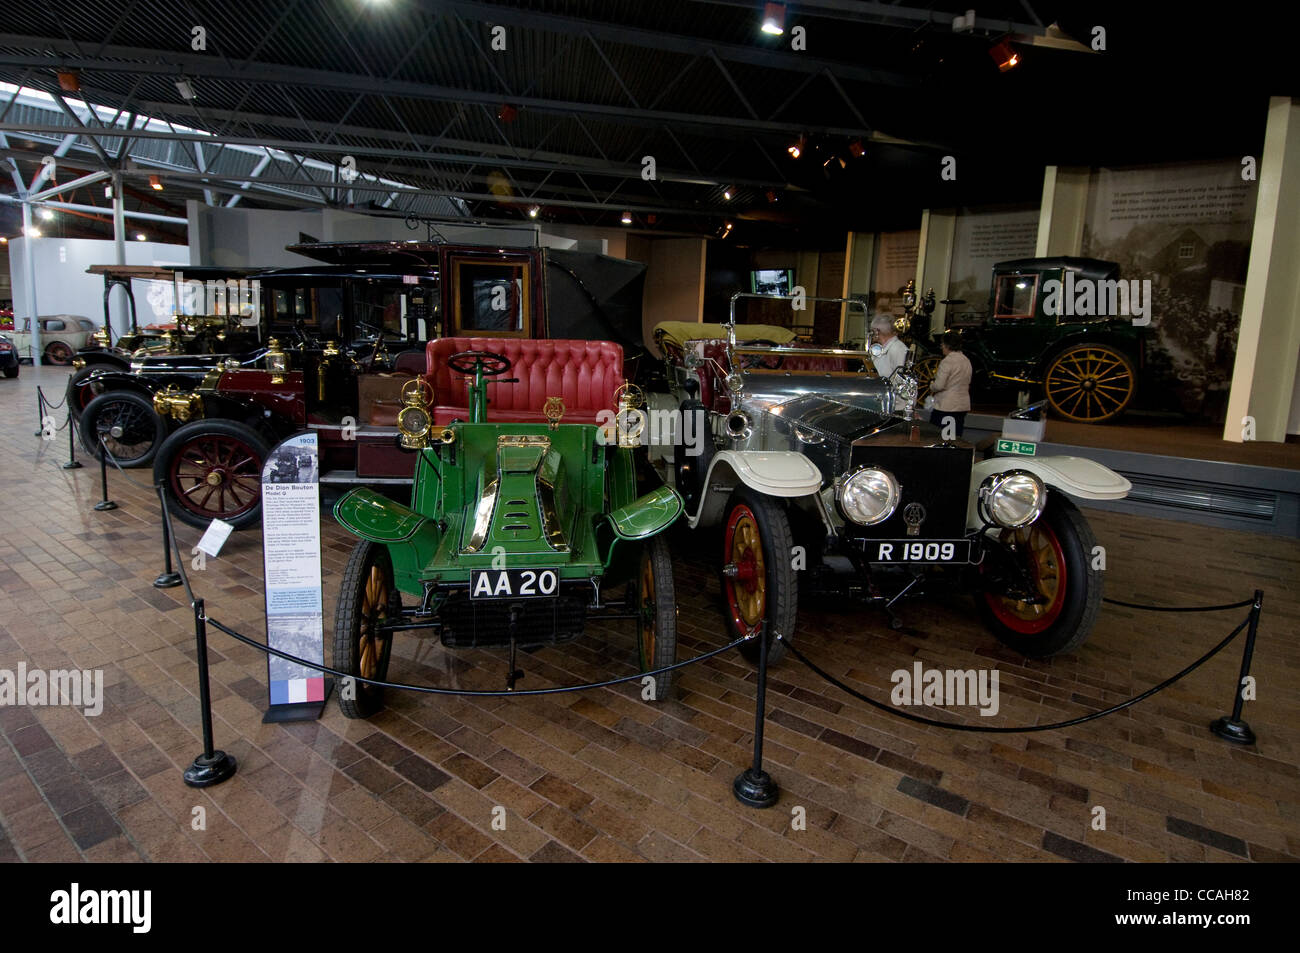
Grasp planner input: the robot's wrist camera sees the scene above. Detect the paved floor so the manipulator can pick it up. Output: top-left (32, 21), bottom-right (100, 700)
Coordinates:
top-left (1, 366), bottom-right (1297, 862)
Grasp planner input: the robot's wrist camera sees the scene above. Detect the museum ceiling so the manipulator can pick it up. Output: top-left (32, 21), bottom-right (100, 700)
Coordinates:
top-left (0, 0), bottom-right (1295, 245)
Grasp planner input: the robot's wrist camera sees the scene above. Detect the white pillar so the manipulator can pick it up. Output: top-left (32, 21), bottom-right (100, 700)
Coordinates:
top-left (21, 201), bottom-right (40, 361)
top-left (111, 173), bottom-right (129, 336)
top-left (915, 208), bottom-right (956, 328)
top-left (1224, 97), bottom-right (1300, 443)
top-left (1035, 166), bottom-right (1089, 257)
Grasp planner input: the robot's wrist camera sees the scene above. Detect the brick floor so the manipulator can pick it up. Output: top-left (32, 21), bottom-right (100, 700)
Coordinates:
top-left (1, 366), bottom-right (1297, 862)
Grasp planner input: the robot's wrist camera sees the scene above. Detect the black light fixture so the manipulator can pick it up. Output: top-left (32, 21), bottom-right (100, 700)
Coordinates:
top-left (787, 136), bottom-right (805, 159)
top-left (175, 77), bottom-right (197, 101)
top-left (56, 70), bottom-right (80, 93)
top-left (764, 190), bottom-right (778, 204)
top-left (849, 139), bottom-right (865, 158)
top-left (149, 174), bottom-right (164, 191)
top-left (527, 205), bottom-right (539, 218)
top-left (761, 2), bottom-right (786, 36)
top-left (723, 185), bottom-right (734, 201)
top-left (621, 210), bottom-right (633, 225)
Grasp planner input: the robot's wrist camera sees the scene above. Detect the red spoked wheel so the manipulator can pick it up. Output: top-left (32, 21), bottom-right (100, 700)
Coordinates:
top-left (154, 420), bottom-right (271, 529)
top-left (721, 490), bottom-right (796, 665)
top-left (976, 495), bottom-right (1102, 658)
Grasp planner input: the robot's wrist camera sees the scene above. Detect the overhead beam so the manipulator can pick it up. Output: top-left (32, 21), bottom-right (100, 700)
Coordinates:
top-left (0, 36), bottom-right (875, 138)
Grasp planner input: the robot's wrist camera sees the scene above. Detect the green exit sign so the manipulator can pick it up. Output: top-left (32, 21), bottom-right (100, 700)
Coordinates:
top-left (997, 439), bottom-right (1037, 456)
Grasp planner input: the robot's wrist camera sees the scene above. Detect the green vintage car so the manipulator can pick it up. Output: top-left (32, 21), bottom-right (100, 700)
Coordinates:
top-left (914, 257), bottom-right (1147, 423)
top-left (330, 344), bottom-right (684, 718)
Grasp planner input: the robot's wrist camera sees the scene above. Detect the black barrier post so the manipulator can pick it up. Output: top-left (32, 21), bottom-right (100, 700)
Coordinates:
top-left (62, 409), bottom-right (82, 470)
top-left (34, 388), bottom-right (45, 437)
top-left (733, 630), bottom-right (779, 808)
top-left (93, 432), bottom-right (117, 511)
top-left (1210, 589), bottom-right (1262, 745)
top-left (154, 485), bottom-right (182, 589)
top-left (183, 598), bottom-right (238, 787)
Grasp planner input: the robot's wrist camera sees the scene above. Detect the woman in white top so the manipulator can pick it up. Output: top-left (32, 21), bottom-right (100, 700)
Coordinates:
top-left (928, 331), bottom-right (972, 436)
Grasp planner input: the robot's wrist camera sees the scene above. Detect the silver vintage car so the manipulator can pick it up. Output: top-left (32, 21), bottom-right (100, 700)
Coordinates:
top-left (653, 293), bottom-right (1131, 663)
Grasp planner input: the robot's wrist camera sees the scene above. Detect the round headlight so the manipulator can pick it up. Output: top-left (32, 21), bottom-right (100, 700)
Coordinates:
top-left (839, 467), bottom-right (900, 526)
top-left (397, 405), bottom-right (430, 439)
top-left (980, 470), bottom-right (1046, 529)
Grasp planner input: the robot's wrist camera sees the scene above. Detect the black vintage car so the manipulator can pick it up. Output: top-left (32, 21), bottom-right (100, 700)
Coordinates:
top-left (73, 240), bottom-right (647, 531)
top-left (0, 332), bottom-right (18, 378)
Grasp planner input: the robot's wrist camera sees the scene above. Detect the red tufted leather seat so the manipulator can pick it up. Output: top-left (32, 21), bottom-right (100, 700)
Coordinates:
top-left (424, 337), bottom-right (624, 424)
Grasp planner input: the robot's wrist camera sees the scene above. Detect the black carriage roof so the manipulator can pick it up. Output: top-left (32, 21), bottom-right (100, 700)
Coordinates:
top-left (993, 257), bottom-right (1120, 280)
top-left (86, 264), bottom-right (264, 281)
top-left (284, 240), bottom-right (541, 268)
top-left (246, 263), bottom-right (438, 282)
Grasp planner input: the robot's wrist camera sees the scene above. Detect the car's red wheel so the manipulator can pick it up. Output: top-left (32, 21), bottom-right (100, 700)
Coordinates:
top-left (977, 495), bottom-right (1102, 657)
top-left (721, 489), bottom-right (796, 665)
top-left (154, 421), bottom-right (271, 529)
top-left (44, 341), bottom-right (74, 365)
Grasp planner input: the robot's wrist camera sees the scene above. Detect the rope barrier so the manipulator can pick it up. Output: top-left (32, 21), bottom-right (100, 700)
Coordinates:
top-left (1102, 596), bottom-right (1255, 612)
top-left (36, 384), bottom-right (67, 410)
top-left (206, 614), bottom-right (747, 698)
top-left (785, 612), bottom-right (1251, 733)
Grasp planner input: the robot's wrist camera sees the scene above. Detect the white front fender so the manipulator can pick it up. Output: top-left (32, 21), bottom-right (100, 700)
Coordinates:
top-left (968, 455), bottom-right (1130, 528)
top-left (689, 450), bottom-right (822, 527)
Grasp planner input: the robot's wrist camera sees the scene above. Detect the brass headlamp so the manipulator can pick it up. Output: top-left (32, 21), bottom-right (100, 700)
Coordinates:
top-left (612, 380), bottom-right (646, 448)
top-left (397, 377), bottom-right (449, 449)
top-left (265, 337), bottom-right (289, 383)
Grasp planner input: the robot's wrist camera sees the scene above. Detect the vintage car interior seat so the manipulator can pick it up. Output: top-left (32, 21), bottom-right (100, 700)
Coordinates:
top-left (423, 336), bottom-right (624, 423)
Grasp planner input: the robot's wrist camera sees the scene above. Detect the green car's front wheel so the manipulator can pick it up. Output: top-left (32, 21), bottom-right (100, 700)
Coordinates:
top-left (636, 534), bottom-right (678, 702)
top-left (334, 540), bottom-right (401, 719)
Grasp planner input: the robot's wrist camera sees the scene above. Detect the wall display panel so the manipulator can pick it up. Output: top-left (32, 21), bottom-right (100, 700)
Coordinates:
top-left (946, 207), bottom-right (1040, 322)
top-left (1082, 161), bottom-right (1257, 422)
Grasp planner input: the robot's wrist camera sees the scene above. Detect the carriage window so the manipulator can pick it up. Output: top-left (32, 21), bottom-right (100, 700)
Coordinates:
top-left (314, 286), bottom-right (344, 334)
top-left (452, 259), bottom-right (530, 335)
top-left (44, 319), bottom-right (66, 331)
top-left (351, 282), bottom-right (404, 337)
top-left (993, 275), bottom-right (1038, 319)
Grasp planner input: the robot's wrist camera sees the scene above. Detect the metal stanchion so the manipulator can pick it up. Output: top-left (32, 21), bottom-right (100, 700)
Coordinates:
top-left (153, 484), bottom-right (182, 589)
top-left (34, 388), bottom-right (46, 437)
top-left (62, 408), bottom-right (82, 470)
top-left (93, 430), bottom-right (118, 511)
top-left (733, 630), bottom-right (779, 808)
top-left (1210, 589), bottom-right (1262, 744)
top-left (183, 598), bottom-right (238, 788)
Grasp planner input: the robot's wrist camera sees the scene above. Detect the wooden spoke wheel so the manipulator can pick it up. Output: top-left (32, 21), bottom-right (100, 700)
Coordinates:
top-left (913, 354), bottom-right (943, 404)
top-left (1044, 344), bottom-right (1135, 423)
top-left (722, 490), bottom-right (796, 665)
top-left (636, 535), bottom-right (678, 701)
top-left (44, 341), bottom-right (74, 365)
top-left (79, 390), bottom-right (166, 467)
top-left (154, 421), bottom-right (270, 529)
top-left (334, 541), bottom-right (401, 719)
top-left (976, 496), bottom-right (1103, 658)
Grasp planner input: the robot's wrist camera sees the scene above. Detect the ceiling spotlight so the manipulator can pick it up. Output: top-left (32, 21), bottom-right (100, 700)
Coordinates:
top-left (764, 190), bottom-right (778, 203)
top-left (27, 226), bottom-right (41, 238)
top-left (621, 210), bottom-right (633, 225)
top-left (723, 221), bottom-right (734, 235)
top-left (723, 186), bottom-right (734, 201)
top-left (135, 232), bottom-right (147, 241)
top-left (56, 70), bottom-right (80, 93)
top-left (497, 104), bottom-right (518, 122)
top-left (849, 140), bottom-right (865, 158)
top-left (38, 207), bottom-right (55, 221)
top-left (990, 40), bottom-right (1020, 72)
top-left (787, 137), bottom-right (805, 159)
top-left (527, 205), bottom-right (539, 218)
top-left (149, 174), bottom-right (163, 191)
top-left (105, 184), bottom-right (113, 199)
top-left (761, 2), bottom-right (786, 36)
top-left (0, 236), bottom-right (8, 244)
top-left (175, 77), bottom-right (197, 101)
top-left (646, 213), bottom-right (657, 225)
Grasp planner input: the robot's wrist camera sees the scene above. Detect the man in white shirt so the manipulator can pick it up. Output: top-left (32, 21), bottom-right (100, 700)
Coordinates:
top-left (869, 314), bottom-right (910, 380)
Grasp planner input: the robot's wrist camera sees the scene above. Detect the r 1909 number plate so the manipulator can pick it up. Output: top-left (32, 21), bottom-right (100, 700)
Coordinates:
top-left (866, 540), bottom-right (971, 564)
top-left (470, 568), bottom-right (559, 599)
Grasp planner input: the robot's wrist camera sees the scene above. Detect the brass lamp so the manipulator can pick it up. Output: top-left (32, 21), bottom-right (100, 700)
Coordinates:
top-left (265, 337), bottom-right (289, 383)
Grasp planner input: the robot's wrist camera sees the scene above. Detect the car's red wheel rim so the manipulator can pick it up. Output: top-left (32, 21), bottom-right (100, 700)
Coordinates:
top-left (170, 434), bottom-right (263, 521)
top-left (723, 505), bottom-right (765, 636)
top-left (983, 521), bottom-right (1067, 635)
top-left (46, 343), bottom-right (73, 365)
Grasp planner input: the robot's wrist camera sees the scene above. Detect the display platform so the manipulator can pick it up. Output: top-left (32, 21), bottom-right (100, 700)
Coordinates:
top-left (966, 410), bottom-right (1300, 537)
